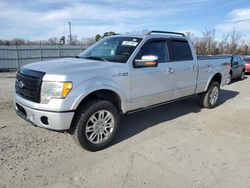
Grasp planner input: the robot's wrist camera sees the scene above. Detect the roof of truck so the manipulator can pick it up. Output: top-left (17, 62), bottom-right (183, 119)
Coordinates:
top-left (109, 30), bottom-right (187, 39)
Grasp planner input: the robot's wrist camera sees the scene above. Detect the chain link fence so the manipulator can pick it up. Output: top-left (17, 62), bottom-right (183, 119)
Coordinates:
top-left (0, 45), bottom-right (88, 71)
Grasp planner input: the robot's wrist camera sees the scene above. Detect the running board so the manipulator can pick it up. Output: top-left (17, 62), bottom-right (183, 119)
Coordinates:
top-left (126, 96), bottom-right (192, 114)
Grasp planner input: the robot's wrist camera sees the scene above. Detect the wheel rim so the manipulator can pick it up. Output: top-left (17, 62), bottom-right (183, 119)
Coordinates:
top-left (85, 110), bottom-right (114, 144)
top-left (209, 86), bottom-right (219, 105)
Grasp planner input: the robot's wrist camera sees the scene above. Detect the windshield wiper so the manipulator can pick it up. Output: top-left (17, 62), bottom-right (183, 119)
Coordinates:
top-left (83, 56), bottom-right (108, 62)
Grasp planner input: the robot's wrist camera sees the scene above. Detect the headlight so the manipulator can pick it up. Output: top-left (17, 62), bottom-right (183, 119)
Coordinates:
top-left (40, 81), bottom-right (73, 104)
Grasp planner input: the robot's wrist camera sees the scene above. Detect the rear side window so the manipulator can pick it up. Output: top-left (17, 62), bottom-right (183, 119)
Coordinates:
top-left (168, 39), bottom-right (193, 61)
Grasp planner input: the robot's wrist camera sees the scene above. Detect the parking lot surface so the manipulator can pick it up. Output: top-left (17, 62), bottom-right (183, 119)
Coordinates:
top-left (0, 72), bottom-right (250, 188)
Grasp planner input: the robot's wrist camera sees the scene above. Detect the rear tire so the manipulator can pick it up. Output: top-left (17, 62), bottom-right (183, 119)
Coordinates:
top-left (239, 70), bottom-right (244, 80)
top-left (228, 73), bottom-right (232, 84)
top-left (199, 82), bottom-right (220, 109)
top-left (72, 100), bottom-right (120, 151)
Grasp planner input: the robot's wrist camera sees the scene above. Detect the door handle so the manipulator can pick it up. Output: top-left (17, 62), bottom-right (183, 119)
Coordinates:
top-left (192, 65), bottom-right (197, 70)
top-left (168, 67), bottom-right (174, 73)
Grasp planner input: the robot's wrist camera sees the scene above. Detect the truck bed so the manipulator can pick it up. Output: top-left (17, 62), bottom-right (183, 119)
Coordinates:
top-left (195, 56), bottom-right (231, 94)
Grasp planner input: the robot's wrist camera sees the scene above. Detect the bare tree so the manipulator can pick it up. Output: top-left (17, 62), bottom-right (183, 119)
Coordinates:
top-left (202, 28), bottom-right (216, 55)
top-left (186, 32), bottom-right (199, 54)
top-left (12, 38), bottom-right (26, 46)
top-left (186, 32), bottom-right (195, 41)
top-left (0, 30), bottom-right (249, 55)
top-left (218, 33), bottom-right (230, 54)
top-left (71, 35), bottom-right (79, 45)
top-left (228, 28), bottom-right (241, 54)
top-left (82, 37), bottom-right (96, 46)
top-left (47, 37), bottom-right (59, 45)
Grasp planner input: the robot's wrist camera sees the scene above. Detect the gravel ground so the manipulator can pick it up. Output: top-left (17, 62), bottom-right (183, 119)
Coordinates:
top-left (0, 72), bottom-right (250, 188)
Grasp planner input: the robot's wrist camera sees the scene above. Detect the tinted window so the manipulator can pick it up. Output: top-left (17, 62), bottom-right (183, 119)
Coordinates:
top-left (232, 56), bottom-right (238, 64)
top-left (168, 39), bottom-right (193, 61)
top-left (138, 40), bottom-right (169, 63)
top-left (237, 56), bottom-right (243, 64)
top-left (244, 57), bottom-right (250, 61)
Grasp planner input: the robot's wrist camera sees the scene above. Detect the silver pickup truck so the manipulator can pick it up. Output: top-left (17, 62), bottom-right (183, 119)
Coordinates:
top-left (14, 31), bottom-right (230, 151)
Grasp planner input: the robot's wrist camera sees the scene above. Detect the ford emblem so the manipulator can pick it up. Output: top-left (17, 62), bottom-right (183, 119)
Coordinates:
top-left (18, 80), bottom-right (24, 88)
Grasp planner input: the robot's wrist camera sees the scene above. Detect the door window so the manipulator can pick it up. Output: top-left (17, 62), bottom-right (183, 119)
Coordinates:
top-left (168, 39), bottom-right (193, 61)
top-left (232, 56), bottom-right (238, 65)
top-left (237, 56), bottom-right (243, 65)
top-left (137, 40), bottom-right (169, 63)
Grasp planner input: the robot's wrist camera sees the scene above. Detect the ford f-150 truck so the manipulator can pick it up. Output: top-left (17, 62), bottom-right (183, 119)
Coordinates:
top-left (14, 31), bottom-right (231, 151)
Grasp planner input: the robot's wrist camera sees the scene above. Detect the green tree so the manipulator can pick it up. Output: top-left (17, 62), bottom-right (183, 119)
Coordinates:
top-left (102, 31), bottom-right (117, 38)
top-left (60, 36), bottom-right (65, 45)
top-left (95, 34), bottom-right (102, 41)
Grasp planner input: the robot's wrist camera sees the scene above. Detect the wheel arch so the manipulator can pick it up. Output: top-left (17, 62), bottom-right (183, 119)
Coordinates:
top-left (229, 69), bottom-right (233, 75)
top-left (68, 88), bottom-right (124, 134)
top-left (205, 73), bottom-right (222, 91)
top-left (71, 87), bottom-right (126, 114)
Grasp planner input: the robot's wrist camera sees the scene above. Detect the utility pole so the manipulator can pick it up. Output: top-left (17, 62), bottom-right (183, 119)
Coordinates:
top-left (67, 21), bottom-right (72, 45)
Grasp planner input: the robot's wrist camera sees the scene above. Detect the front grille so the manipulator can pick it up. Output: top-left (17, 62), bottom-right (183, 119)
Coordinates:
top-left (15, 68), bottom-right (45, 103)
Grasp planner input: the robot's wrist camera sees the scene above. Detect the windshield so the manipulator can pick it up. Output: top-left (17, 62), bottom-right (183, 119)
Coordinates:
top-left (79, 36), bottom-right (142, 63)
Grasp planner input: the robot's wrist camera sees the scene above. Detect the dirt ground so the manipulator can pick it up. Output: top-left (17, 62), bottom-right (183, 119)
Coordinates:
top-left (0, 72), bottom-right (250, 188)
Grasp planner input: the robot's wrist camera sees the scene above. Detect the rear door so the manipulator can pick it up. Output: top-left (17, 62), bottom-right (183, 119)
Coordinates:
top-left (167, 38), bottom-right (198, 98)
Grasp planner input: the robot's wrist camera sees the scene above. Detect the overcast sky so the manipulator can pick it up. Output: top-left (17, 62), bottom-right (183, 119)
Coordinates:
top-left (1, 0), bottom-right (250, 41)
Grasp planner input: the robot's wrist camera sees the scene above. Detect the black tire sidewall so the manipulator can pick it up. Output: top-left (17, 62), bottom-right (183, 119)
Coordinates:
top-left (206, 82), bottom-right (220, 108)
top-left (74, 100), bottom-right (120, 151)
top-left (240, 71), bottom-right (244, 80)
top-left (229, 74), bottom-right (232, 83)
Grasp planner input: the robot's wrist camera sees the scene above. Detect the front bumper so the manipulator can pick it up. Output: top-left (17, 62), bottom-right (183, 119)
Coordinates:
top-left (15, 101), bottom-right (74, 131)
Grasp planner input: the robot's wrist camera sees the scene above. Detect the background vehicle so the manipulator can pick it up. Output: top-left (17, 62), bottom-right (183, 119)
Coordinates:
top-left (14, 31), bottom-right (230, 151)
top-left (243, 56), bottom-right (250, 74)
top-left (229, 55), bottom-right (245, 82)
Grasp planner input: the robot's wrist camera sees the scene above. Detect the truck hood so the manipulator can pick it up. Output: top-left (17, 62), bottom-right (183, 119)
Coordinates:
top-left (23, 58), bottom-right (127, 82)
top-left (24, 58), bottom-right (116, 75)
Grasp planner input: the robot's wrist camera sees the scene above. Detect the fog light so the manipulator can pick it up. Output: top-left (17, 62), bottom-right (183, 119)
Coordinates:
top-left (41, 116), bottom-right (49, 125)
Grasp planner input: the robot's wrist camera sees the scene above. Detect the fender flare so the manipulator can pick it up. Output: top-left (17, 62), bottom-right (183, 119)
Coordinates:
top-left (70, 86), bottom-right (128, 113)
top-left (205, 72), bottom-right (222, 91)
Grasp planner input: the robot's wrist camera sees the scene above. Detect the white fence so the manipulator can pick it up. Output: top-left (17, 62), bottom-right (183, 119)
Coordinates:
top-left (0, 45), bottom-right (88, 70)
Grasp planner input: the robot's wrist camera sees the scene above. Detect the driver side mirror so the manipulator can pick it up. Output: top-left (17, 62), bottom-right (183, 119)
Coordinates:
top-left (134, 55), bottom-right (158, 68)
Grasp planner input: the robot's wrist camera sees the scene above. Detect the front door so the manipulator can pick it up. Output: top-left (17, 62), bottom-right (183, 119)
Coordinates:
top-left (129, 39), bottom-right (174, 110)
top-left (231, 56), bottom-right (240, 78)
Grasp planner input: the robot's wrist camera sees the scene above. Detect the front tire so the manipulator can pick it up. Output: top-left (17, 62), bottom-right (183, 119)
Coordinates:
top-left (72, 100), bottom-right (120, 151)
top-left (199, 82), bottom-right (220, 109)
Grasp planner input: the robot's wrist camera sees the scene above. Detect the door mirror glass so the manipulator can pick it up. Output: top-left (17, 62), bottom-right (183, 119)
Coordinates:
top-left (141, 55), bottom-right (158, 61)
top-left (134, 55), bottom-right (158, 68)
